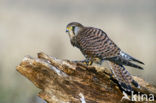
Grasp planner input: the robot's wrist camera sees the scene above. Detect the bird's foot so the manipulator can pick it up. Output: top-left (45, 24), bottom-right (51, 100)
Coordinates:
top-left (73, 59), bottom-right (93, 66)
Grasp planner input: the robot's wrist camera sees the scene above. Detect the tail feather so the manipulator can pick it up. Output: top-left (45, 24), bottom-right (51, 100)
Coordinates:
top-left (108, 61), bottom-right (139, 91)
top-left (132, 80), bottom-right (140, 88)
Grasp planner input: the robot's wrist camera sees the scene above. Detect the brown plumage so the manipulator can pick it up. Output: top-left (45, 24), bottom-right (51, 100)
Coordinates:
top-left (66, 22), bottom-right (144, 91)
top-left (76, 27), bottom-right (120, 58)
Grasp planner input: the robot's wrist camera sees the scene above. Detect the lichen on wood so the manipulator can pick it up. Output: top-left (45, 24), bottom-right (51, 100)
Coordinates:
top-left (16, 52), bottom-right (156, 103)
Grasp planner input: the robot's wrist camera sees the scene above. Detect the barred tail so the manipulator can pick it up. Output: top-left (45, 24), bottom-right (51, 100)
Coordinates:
top-left (108, 61), bottom-right (139, 91)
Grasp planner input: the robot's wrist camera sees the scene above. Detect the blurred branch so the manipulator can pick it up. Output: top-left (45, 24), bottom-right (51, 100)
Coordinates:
top-left (16, 52), bottom-right (156, 103)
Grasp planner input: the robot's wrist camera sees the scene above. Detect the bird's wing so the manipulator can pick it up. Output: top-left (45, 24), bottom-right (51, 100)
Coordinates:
top-left (107, 56), bottom-right (144, 70)
top-left (108, 61), bottom-right (139, 91)
top-left (120, 51), bottom-right (144, 64)
top-left (107, 51), bottom-right (144, 70)
top-left (76, 27), bottom-right (120, 58)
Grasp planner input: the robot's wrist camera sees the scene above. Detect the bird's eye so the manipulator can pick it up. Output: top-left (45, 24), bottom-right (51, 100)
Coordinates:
top-left (72, 26), bottom-right (75, 31)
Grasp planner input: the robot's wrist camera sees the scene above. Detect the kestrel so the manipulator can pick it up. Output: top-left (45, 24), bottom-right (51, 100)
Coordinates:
top-left (66, 22), bottom-right (144, 91)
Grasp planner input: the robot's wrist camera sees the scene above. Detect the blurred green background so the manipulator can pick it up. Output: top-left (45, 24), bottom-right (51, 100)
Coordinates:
top-left (0, 0), bottom-right (156, 103)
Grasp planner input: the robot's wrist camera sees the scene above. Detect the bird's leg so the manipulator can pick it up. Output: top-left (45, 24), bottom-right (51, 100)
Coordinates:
top-left (73, 59), bottom-right (93, 66)
top-left (81, 59), bottom-right (93, 65)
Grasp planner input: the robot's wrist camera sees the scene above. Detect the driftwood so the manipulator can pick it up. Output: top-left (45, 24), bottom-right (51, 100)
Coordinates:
top-left (16, 52), bottom-right (156, 103)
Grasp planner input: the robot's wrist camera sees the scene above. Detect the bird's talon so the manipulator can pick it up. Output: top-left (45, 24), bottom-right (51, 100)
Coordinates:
top-left (73, 60), bottom-right (92, 66)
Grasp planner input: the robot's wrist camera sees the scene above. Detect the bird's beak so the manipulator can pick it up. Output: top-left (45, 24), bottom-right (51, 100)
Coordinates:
top-left (66, 29), bottom-right (69, 33)
top-left (66, 26), bottom-right (71, 33)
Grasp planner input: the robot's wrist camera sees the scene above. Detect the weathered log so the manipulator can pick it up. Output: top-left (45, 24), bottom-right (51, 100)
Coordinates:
top-left (16, 52), bottom-right (156, 103)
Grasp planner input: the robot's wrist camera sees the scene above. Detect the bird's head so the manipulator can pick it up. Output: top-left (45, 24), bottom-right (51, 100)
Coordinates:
top-left (66, 22), bottom-right (84, 39)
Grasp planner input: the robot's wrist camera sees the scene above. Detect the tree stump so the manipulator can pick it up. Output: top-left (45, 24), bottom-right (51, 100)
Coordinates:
top-left (16, 52), bottom-right (156, 103)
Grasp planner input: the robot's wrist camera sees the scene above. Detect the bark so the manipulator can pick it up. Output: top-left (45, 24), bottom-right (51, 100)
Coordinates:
top-left (16, 52), bottom-right (156, 103)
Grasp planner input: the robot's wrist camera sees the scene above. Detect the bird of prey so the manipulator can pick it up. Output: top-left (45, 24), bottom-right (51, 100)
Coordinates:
top-left (65, 22), bottom-right (144, 91)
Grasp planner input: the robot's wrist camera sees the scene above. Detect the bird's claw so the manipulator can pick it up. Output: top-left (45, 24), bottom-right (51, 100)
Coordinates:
top-left (73, 60), bottom-right (93, 66)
